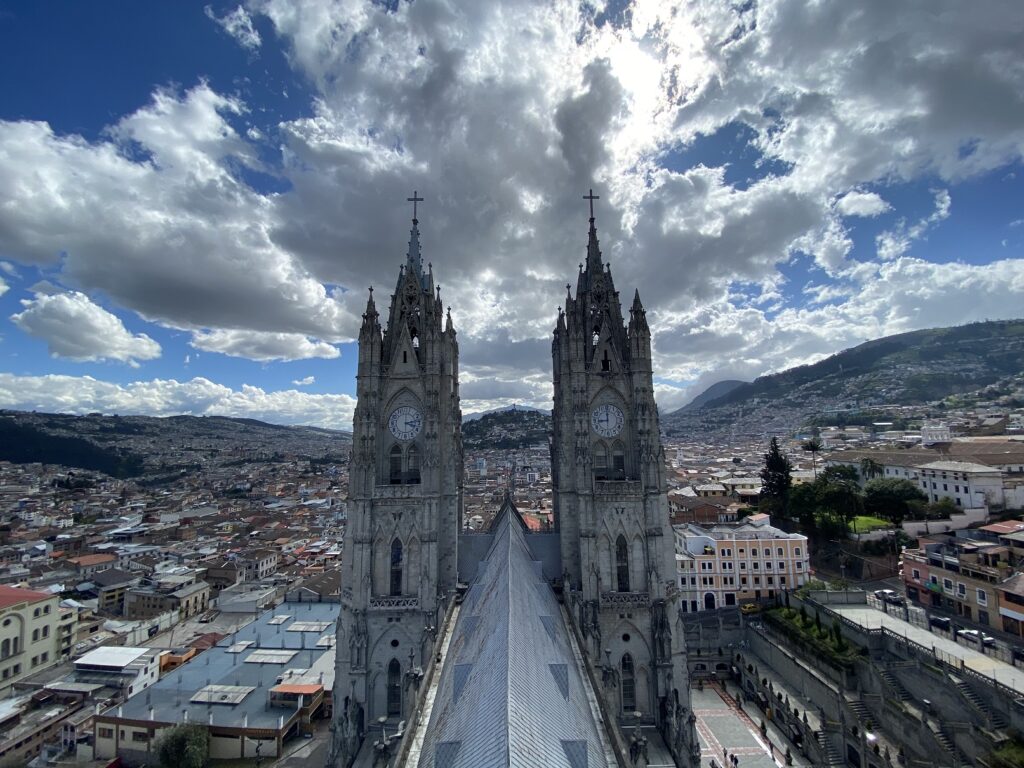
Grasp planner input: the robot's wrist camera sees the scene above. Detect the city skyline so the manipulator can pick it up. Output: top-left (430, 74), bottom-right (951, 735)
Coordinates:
top-left (1, 1), bottom-right (1023, 430)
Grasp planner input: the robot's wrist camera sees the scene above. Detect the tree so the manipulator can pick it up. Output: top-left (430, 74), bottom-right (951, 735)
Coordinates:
top-left (156, 724), bottom-right (208, 768)
top-left (801, 437), bottom-right (823, 478)
top-left (863, 478), bottom-right (927, 527)
top-left (859, 457), bottom-right (883, 483)
top-left (760, 437), bottom-right (793, 514)
top-left (821, 465), bottom-right (859, 484)
top-left (789, 483), bottom-right (820, 533)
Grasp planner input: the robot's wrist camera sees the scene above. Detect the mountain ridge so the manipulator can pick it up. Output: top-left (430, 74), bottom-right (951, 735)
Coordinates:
top-left (663, 319), bottom-right (1024, 439)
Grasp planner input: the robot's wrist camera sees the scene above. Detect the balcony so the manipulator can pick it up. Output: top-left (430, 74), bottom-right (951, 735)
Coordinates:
top-left (600, 591), bottom-right (650, 607)
top-left (368, 595), bottom-right (420, 611)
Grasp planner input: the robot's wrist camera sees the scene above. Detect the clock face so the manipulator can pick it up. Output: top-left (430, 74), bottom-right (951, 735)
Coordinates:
top-left (591, 404), bottom-right (624, 438)
top-left (388, 406), bottom-right (422, 441)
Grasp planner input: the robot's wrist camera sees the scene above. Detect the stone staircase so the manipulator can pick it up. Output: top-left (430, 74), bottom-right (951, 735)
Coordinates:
top-left (814, 730), bottom-right (844, 767)
top-left (926, 720), bottom-right (969, 767)
top-left (846, 697), bottom-right (873, 725)
top-left (953, 677), bottom-right (1008, 729)
top-left (878, 668), bottom-right (912, 702)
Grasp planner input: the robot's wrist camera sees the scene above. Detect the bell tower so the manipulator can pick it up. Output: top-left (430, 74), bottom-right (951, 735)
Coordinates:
top-left (551, 191), bottom-right (699, 765)
top-left (331, 195), bottom-right (463, 766)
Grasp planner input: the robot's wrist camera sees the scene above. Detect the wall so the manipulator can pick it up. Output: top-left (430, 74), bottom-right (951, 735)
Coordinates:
top-left (901, 506), bottom-right (987, 537)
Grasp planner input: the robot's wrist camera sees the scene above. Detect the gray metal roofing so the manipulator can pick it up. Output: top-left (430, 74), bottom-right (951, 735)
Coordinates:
top-left (417, 500), bottom-right (610, 768)
top-left (110, 600), bottom-right (337, 729)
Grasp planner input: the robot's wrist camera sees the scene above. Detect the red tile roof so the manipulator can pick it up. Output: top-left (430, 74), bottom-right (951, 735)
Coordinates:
top-left (0, 584), bottom-right (53, 609)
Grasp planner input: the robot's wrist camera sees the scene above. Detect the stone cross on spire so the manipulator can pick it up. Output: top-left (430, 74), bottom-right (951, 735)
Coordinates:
top-left (583, 188), bottom-right (599, 220)
top-left (407, 190), bottom-right (424, 223)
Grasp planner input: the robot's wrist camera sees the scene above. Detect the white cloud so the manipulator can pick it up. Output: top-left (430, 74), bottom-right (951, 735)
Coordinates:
top-left (0, 0), bottom-right (1022, 407)
top-left (0, 276), bottom-right (7, 298)
top-left (835, 191), bottom-right (890, 218)
top-left (190, 329), bottom-right (339, 361)
top-left (292, 375), bottom-right (315, 386)
top-left (876, 188), bottom-right (951, 260)
top-left (10, 291), bottom-right (161, 366)
top-left (205, 5), bottom-right (262, 50)
top-left (0, 373), bottom-right (355, 430)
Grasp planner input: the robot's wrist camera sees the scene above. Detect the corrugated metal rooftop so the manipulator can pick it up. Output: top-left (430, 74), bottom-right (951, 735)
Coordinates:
top-left (417, 498), bottom-right (612, 768)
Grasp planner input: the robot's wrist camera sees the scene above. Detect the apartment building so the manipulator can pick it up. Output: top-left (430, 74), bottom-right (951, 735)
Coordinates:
top-left (916, 461), bottom-right (1002, 509)
top-left (674, 514), bottom-right (810, 612)
top-left (900, 539), bottom-right (1012, 629)
top-left (996, 573), bottom-right (1024, 637)
top-left (0, 585), bottom-right (76, 696)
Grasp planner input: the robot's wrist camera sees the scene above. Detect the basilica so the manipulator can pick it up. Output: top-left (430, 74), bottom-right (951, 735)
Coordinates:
top-left (329, 195), bottom-right (699, 768)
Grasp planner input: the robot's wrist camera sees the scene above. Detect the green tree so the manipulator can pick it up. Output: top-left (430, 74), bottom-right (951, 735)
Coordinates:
top-left (789, 483), bottom-right (820, 533)
top-left (928, 497), bottom-right (959, 519)
top-left (801, 437), bottom-right (823, 478)
top-left (156, 724), bottom-right (208, 768)
top-left (859, 457), bottom-right (883, 482)
top-left (760, 437), bottom-right (793, 515)
top-left (863, 478), bottom-right (927, 527)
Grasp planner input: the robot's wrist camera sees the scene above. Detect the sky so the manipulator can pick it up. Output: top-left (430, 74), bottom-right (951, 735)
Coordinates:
top-left (0, 0), bottom-right (1022, 431)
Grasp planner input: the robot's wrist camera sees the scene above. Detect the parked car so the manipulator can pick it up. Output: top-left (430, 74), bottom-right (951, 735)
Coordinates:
top-left (956, 628), bottom-right (996, 647)
top-left (873, 589), bottom-right (898, 602)
top-left (929, 616), bottom-right (951, 630)
top-left (740, 603), bottom-right (762, 615)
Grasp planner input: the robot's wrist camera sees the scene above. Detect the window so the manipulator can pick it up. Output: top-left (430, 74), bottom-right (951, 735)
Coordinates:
top-left (796, 562), bottom-right (803, 570)
top-left (752, 562), bottom-right (759, 570)
top-left (611, 442), bottom-right (625, 477)
top-left (132, 732), bottom-right (149, 743)
top-left (739, 562), bottom-right (747, 570)
top-left (32, 629), bottom-right (39, 642)
top-left (957, 583), bottom-right (966, 597)
top-left (700, 562), bottom-right (713, 571)
top-left (406, 444), bottom-right (420, 484)
top-left (42, 626), bottom-right (49, 638)
top-left (594, 443), bottom-right (608, 478)
top-left (601, 349), bottom-right (610, 371)
top-left (390, 539), bottom-right (404, 596)
top-left (616, 536), bottom-right (630, 592)
top-left (740, 577), bottom-right (747, 586)
top-left (754, 577), bottom-right (761, 586)
top-left (621, 654), bottom-right (636, 712)
top-left (765, 561), bottom-right (772, 570)
top-left (780, 576), bottom-right (786, 585)
top-left (98, 728), bottom-right (114, 739)
top-left (912, 569), bottom-right (920, 580)
top-left (778, 562), bottom-right (785, 570)
top-left (722, 562), bottom-right (733, 570)
top-left (387, 659), bottom-right (402, 716)
top-left (751, 548), bottom-right (759, 557)
top-left (40, 652), bottom-right (48, 663)
top-left (943, 578), bottom-right (953, 592)
top-left (389, 445), bottom-right (403, 484)
top-left (977, 589), bottom-right (987, 605)
top-left (777, 547), bottom-right (784, 557)
top-left (767, 577), bottom-right (774, 585)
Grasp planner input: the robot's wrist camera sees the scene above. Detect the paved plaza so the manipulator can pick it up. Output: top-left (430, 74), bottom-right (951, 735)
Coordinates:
top-left (692, 684), bottom-right (810, 768)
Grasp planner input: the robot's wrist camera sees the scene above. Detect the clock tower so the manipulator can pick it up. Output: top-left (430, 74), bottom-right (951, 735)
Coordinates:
top-left (551, 194), bottom-right (699, 765)
top-left (330, 200), bottom-right (463, 766)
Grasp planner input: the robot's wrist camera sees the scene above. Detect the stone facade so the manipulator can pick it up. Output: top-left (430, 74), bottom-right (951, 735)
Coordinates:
top-left (330, 216), bottom-right (463, 766)
top-left (551, 212), bottom-right (699, 765)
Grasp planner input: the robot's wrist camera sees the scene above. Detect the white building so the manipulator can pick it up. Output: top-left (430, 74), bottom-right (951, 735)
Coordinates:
top-left (921, 423), bottom-right (952, 444)
top-left (917, 461), bottom-right (1004, 509)
top-left (674, 514), bottom-right (810, 612)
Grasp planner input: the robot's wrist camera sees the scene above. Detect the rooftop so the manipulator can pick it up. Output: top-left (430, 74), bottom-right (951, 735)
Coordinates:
top-left (0, 584), bottom-right (53, 609)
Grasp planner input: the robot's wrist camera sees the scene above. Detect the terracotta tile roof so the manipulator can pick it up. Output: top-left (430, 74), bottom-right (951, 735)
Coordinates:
top-left (0, 584), bottom-right (52, 609)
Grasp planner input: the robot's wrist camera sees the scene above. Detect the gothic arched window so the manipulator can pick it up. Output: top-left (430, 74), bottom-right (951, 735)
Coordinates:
top-left (390, 538), bottom-right (403, 596)
top-left (594, 442), bottom-right (608, 480)
top-left (611, 441), bottom-right (625, 479)
top-left (621, 653), bottom-right (636, 712)
top-left (406, 444), bottom-right (420, 485)
top-left (387, 658), bottom-right (402, 716)
top-left (616, 535), bottom-right (630, 593)
top-left (389, 445), bottom-right (402, 484)
top-left (0, 638), bottom-right (9, 659)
